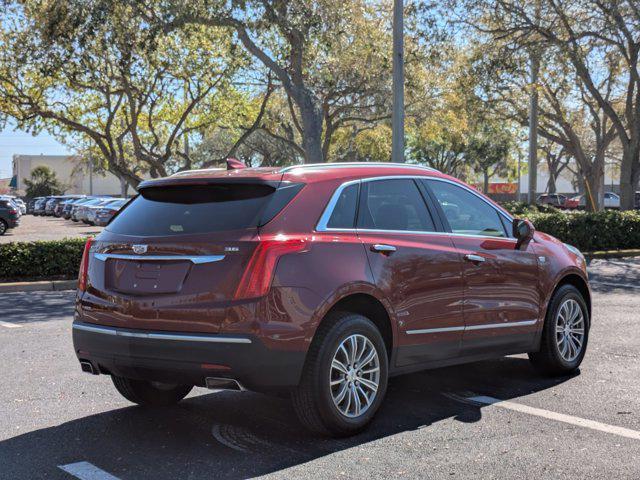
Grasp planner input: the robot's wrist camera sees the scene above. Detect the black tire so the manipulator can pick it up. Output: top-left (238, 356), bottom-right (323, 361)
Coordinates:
top-left (292, 312), bottom-right (389, 437)
top-left (111, 376), bottom-right (193, 406)
top-left (0, 219), bottom-right (7, 236)
top-left (529, 284), bottom-right (589, 376)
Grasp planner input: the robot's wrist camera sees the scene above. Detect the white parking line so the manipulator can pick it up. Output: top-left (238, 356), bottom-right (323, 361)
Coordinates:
top-left (58, 462), bottom-right (121, 480)
top-left (467, 395), bottom-right (640, 441)
top-left (0, 320), bottom-right (21, 328)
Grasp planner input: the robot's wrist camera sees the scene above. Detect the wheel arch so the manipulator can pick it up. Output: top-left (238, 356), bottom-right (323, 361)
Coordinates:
top-left (322, 293), bottom-right (394, 359)
top-left (554, 273), bottom-right (591, 319)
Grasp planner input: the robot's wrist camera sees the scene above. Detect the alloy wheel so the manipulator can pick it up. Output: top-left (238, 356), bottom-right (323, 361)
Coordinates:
top-left (329, 334), bottom-right (380, 418)
top-left (555, 298), bottom-right (585, 362)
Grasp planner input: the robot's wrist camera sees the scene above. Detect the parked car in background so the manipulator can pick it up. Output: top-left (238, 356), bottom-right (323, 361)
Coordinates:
top-left (27, 197), bottom-right (43, 214)
top-left (537, 193), bottom-right (567, 208)
top-left (86, 199), bottom-right (123, 225)
top-left (44, 196), bottom-right (66, 216)
top-left (0, 197), bottom-right (21, 235)
top-left (73, 162), bottom-right (592, 437)
top-left (73, 197), bottom-right (109, 223)
top-left (12, 198), bottom-right (26, 215)
top-left (54, 195), bottom-right (85, 217)
top-left (92, 199), bottom-right (128, 226)
top-left (62, 197), bottom-right (90, 219)
top-left (564, 195), bottom-right (583, 210)
top-left (604, 192), bottom-right (620, 209)
top-left (564, 192), bottom-right (620, 210)
top-left (33, 197), bottom-right (49, 216)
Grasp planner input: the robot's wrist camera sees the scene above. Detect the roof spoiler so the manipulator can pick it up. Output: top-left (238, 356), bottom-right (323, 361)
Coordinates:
top-left (226, 158), bottom-right (246, 170)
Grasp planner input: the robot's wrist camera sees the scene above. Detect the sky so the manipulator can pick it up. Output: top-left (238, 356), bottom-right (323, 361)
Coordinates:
top-left (0, 120), bottom-right (71, 179)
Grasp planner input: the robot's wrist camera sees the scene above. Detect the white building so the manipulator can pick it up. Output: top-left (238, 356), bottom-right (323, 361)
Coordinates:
top-left (12, 154), bottom-right (125, 196)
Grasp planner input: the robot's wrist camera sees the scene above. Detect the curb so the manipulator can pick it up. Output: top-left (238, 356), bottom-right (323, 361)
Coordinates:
top-left (0, 279), bottom-right (76, 293)
top-left (584, 249), bottom-right (640, 260)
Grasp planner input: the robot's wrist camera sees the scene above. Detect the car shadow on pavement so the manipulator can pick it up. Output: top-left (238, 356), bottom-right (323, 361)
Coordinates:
top-left (1, 356), bottom-right (576, 479)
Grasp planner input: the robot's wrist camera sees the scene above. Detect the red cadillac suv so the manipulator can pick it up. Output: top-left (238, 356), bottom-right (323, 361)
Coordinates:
top-left (73, 162), bottom-right (591, 436)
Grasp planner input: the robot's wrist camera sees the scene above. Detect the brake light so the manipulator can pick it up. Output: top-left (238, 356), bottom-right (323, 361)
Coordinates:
top-left (78, 238), bottom-right (93, 292)
top-left (234, 238), bottom-right (307, 299)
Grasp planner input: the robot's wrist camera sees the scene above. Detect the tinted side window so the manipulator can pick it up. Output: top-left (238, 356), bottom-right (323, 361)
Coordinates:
top-left (425, 180), bottom-right (506, 237)
top-left (327, 183), bottom-right (359, 229)
top-left (357, 179), bottom-right (435, 232)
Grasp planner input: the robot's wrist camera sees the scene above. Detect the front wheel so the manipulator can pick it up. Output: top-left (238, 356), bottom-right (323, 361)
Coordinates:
top-left (292, 312), bottom-right (388, 437)
top-left (529, 284), bottom-right (589, 376)
top-left (111, 376), bottom-right (193, 406)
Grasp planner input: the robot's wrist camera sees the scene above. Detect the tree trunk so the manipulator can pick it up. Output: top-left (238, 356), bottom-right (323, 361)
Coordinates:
top-left (483, 170), bottom-right (489, 194)
top-left (547, 170), bottom-right (557, 194)
top-left (584, 165), bottom-right (604, 212)
top-left (297, 91), bottom-right (325, 164)
top-left (619, 145), bottom-right (640, 210)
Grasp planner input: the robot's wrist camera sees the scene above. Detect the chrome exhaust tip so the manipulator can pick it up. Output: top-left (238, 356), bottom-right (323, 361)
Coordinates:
top-left (205, 377), bottom-right (245, 391)
top-left (79, 360), bottom-right (96, 375)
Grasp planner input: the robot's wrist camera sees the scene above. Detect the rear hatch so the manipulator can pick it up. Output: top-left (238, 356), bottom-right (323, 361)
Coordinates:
top-left (82, 177), bottom-right (303, 333)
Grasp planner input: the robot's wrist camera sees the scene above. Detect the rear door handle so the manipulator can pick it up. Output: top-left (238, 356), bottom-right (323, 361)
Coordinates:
top-left (464, 254), bottom-right (486, 264)
top-left (371, 244), bottom-right (397, 254)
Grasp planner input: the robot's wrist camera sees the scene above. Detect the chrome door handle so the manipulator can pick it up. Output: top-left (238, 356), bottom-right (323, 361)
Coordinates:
top-left (371, 244), bottom-right (397, 254)
top-left (464, 254), bottom-right (486, 264)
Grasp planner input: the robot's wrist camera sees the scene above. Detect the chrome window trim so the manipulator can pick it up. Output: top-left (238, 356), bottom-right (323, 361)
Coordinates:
top-left (316, 179), bottom-right (361, 232)
top-left (94, 253), bottom-right (225, 264)
top-left (406, 319), bottom-right (536, 335)
top-left (316, 175), bottom-right (515, 241)
top-left (73, 322), bottom-right (252, 344)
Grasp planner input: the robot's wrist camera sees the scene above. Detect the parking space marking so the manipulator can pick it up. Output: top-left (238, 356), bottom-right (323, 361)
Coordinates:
top-left (467, 395), bottom-right (640, 441)
top-left (58, 462), bottom-right (121, 480)
top-left (0, 320), bottom-right (21, 328)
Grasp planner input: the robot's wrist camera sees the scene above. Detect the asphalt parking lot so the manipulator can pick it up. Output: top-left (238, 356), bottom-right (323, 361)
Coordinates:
top-left (0, 215), bottom-right (102, 243)
top-left (1, 259), bottom-right (639, 479)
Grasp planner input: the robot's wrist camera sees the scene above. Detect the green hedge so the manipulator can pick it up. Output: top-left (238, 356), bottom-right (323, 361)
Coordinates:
top-left (502, 207), bottom-right (640, 252)
top-left (0, 238), bottom-right (86, 281)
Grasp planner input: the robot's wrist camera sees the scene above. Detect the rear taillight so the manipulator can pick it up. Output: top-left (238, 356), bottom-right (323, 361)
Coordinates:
top-left (78, 238), bottom-right (93, 292)
top-left (8, 209), bottom-right (17, 215)
top-left (234, 238), bottom-right (307, 300)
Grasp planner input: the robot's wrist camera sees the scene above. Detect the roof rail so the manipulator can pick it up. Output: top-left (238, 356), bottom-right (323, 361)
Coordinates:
top-left (170, 168), bottom-right (225, 177)
top-left (279, 162), bottom-right (439, 173)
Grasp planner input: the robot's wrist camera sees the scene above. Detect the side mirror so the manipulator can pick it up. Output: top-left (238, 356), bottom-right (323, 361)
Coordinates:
top-left (513, 218), bottom-right (535, 250)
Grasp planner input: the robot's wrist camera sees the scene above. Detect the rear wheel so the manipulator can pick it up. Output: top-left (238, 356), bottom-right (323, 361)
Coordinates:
top-left (0, 219), bottom-right (7, 235)
top-left (111, 376), bottom-right (192, 406)
top-left (529, 284), bottom-right (589, 376)
top-left (292, 312), bottom-right (388, 437)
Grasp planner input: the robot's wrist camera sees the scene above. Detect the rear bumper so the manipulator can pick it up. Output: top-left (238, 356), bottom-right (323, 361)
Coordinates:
top-left (72, 321), bottom-right (305, 392)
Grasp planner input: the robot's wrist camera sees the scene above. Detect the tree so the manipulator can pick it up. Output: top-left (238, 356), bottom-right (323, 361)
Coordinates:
top-left (540, 140), bottom-right (571, 194)
top-left (23, 165), bottom-right (64, 198)
top-left (462, 20), bottom-right (618, 210)
top-left (0, 1), bottom-right (245, 188)
top-left (467, 122), bottom-right (514, 193)
top-left (145, 0), bottom-right (400, 163)
top-left (465, 0), bottom-right (640, 209)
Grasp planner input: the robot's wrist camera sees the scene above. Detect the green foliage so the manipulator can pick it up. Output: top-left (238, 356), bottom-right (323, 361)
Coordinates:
top-left (500, 204), bottom-right (640, 252)
top-left (23, 166), bottom-right (65, 198)
top-left (0, 238), bottom-right (86, 281)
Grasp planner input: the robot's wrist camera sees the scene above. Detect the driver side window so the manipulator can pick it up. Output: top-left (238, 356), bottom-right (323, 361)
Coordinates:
top-left (424, 180), bottom-right (507, 238)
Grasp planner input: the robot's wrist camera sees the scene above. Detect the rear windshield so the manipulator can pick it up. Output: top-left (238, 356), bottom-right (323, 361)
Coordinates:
top-left (106, 183), bottom-right (302, 236)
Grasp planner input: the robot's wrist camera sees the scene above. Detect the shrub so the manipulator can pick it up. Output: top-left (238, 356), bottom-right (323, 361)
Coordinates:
top-left (0, 238), bottom-right (86, 281)
top-left (506, 209), bottom-right (640, 252)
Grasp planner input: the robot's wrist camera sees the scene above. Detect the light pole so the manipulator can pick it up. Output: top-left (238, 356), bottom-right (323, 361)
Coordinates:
top-left (528, 1), bottom-right (541, 205)
top-left (391, 0), bottom-right (405, 163)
